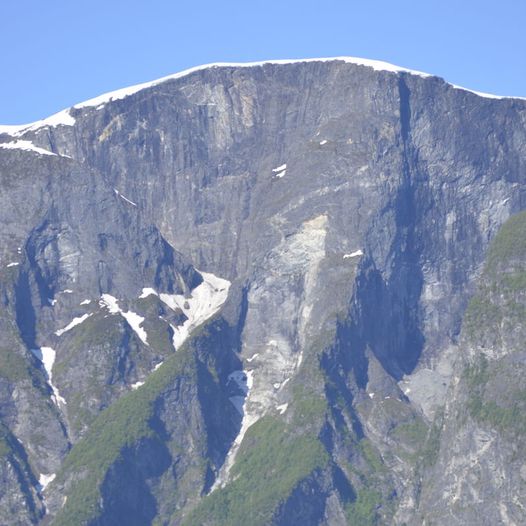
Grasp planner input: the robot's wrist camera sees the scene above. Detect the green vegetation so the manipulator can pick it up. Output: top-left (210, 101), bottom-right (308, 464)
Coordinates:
top-left (70, 311), bottom-right (123, 348)
top-left (420, 411), bottom-right (443, 467)
top-left (463, 211), bottom-right (526, 339)
top-left (462, 355), bottom-right (489, 389)
top-left (183, 417), bottom-right (329, 526)
top-left (485, 210), bottom-right (526, 274)
top-left (389, 417), bottom-right (429, 466)
top-left (463, 295), bottom-right (502, 339)
top-left (392, 419), bottom-right (428, 445)
top-left (460, 212), bottom-right (526, 355)
top-left (462, 356), bottom-right (526, 437)
top-left (288, 346), bottom-right (331, 430)
top-left (340, 437), bottom-right (397, 524)
top-left (468, 394), bottom-right (526, 436)
top-left (358, 439), bottom-right (386, 475)
top-left (345, 487), bottom-right (382, 526)
top-left (458, 211), bottom-right (526, 439)
top-left (68, 393), bottom-right (98, 437)
top-left (0, 347), bottom-right (31, 382)
top-left (53, 345), bottom-right (195, 526)
top-left (501, 270), bottom-right (526, 292)
top-left (0, 423), bottom-right (12, 458)
top-left (503, 299), bottom-right (526, 321)
top-left (136, 295), bottom-right (175, 354)
top-left (142, 315), bottom-right (173, 355)
top-left (291, 384), bottom-right (327, 426)
top-left (55, 307), bottom-right (173, 435)
top-left (0, 321), bottom-right (36, 384)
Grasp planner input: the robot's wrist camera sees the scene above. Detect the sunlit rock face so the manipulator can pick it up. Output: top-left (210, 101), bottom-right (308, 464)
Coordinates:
top-left (0, 59), bottom-right (525, 525)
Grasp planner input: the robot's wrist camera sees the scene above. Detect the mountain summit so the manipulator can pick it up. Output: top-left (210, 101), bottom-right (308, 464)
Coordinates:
top-left (0, 58), bottom-right (525, 525)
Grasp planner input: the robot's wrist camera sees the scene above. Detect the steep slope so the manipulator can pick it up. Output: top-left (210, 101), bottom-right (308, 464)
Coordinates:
top-left (0, 139), bottom-right (229, 522)
top-left (0, 58), bottom-right (525, 525)
top-left (416, 211), bottom-right (526, 525)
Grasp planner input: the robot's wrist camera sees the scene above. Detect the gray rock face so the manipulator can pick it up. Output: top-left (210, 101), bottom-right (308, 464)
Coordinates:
top-left (0, 58), bottom-right (525, 525)
top-left (415, 211), bottom-right (526, 526)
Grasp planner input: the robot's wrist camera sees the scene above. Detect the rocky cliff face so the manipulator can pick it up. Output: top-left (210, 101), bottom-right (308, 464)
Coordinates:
top-left (417, 211), bottom-right (526, 525)
top-left (0, 58), bottom-right (525, 525)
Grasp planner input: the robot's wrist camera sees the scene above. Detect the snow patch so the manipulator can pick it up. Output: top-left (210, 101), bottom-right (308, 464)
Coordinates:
top-left (450, 84), bottom-right (526, 100)
top-left (80, 299), bottom-right (91, 305)
top-left (0, 108), bottom-right (75, 138)
top-left (6, 262), bottom-right (19, 267)
top-left (246, 353), bottom-right (259, 363)
top-left (0, 140), bottom-right (57, 156)
top-left (158, 270), bottom-right (230, 351)
top-left (114, 189), bottom-right (137, 206)
top-left (139, 287), bottom-right (157, 299)
top-left (55, 313), bottom-right (92, 336)
top-left (272, 163), bottom-right (287, 178)
top-left (64, 58), bottom-right (439, 113)
top-left (319, 140), bottom-right (328, 145)
top-left (62, 289), bottom-right (73, 294)
top-left (276, 403), bottom-right (288, 414)
top-left (99, 294), bottom-right (149, 345)
top-left (213, 369), bottom-right (255, 490)
top-left (99, 294), bottom-right (120, 313)
top-left (131, 381), bottom-right (144, 390)
top-left (343, 249), bottom-right (363, 259)
top-left (272, 163), bottom-right (287, 172)
top-left (38, 473), bottom-right (56, 490)
top-left (121, 311), bottom-right (148, 345)
top-left (31, 347), bottom-right (66, 406)
top-left (153, 361), bottom-right (163, 371)
top-left (246, 369), bottom-right (254, 390)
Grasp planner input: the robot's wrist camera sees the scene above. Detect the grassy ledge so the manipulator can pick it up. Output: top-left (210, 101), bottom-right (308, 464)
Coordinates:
top-left (183, 416), bottom-right (329, 526)
top-left (52, 345), bottom-right (195, 526)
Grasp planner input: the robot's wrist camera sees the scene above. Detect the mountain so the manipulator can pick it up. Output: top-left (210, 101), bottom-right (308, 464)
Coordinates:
top-left (0, 57), bottom-right (525, 525)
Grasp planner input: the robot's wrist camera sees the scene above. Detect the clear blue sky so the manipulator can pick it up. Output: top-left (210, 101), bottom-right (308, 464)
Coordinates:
top-left (1, 0), bottom-right (525, 124)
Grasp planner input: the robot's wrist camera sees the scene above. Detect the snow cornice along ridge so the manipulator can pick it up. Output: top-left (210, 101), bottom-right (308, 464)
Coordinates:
top-left (1, 57), bottom-right (524, 136)
top-left (0, 108), bottom-right (75, 138)
top-left (71, 56), bottom-right (433, 110)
